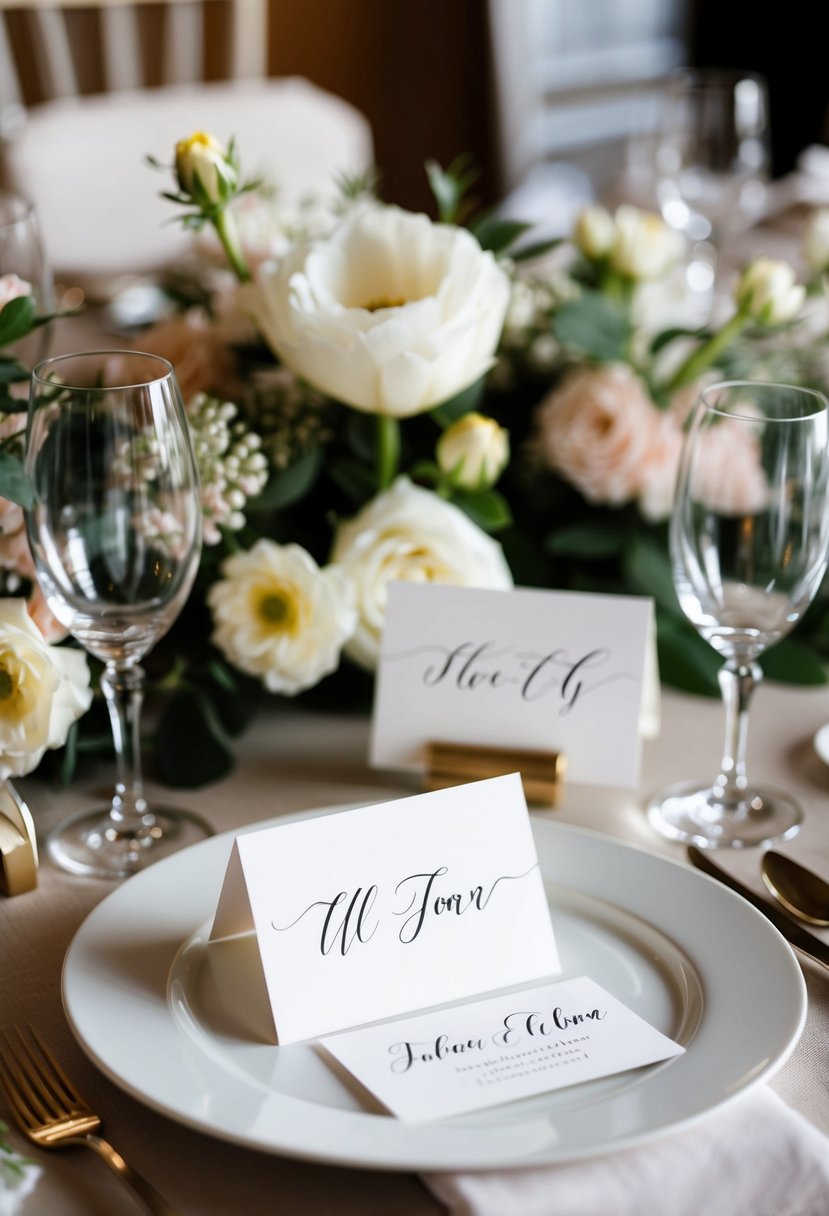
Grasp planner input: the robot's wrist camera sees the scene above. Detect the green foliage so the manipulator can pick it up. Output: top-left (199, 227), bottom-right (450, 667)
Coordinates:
top-left (553, 293), bottom-right (633, 362)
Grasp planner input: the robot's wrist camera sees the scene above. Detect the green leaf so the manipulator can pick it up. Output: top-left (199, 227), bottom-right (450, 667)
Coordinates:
top-left (153, 688), bottom-right (235, 787)
top-left (510, 236), bottom-right (564, 263)
top-left (327, 456), bottom-right (376, 503)
top-left (451, 488), bottom-right (512, 531)
top-left (0, 356), bottom-right (28, 384)
top-left (545, 522), bottom-right (625, 559)
top-left (761, 636), bottom-right (828, 685)
top-left (553, 293), bottom-right (632, 362)
top-left (57, 720), bottom-right (79, 786)
top-left (0, 295), bottom-right (37, 347)
top-left (650, 325), bottom-right (707, 355)
top-left (0, 450), bottom-right (33, 507)
top-left (425, 155), bottom-right (478, 224)
top-left (249, 447), bottom-right (322, 511)
top-left (656, 614), bottom-right (721, 697)
top-left (470, 215), bottom-right (534, 255)
top-left (622, 534), bottom-right (680, 616)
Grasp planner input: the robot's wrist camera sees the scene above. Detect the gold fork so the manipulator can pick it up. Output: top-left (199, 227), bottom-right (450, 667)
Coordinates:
top-left (0, 1027), bottom-right (179, 1216)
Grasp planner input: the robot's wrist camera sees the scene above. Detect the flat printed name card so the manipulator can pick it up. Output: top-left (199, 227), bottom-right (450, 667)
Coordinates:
top-left (370, 583), bottom-right (655, 788)
top-left (320, 976), bottom-right (684, 1122)
top-left (209, 773), bottom-right (559, 1044)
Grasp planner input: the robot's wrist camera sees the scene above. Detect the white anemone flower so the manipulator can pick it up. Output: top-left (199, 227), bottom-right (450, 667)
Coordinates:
top-left (207, 541), bottom-right (356, 695)
top-left (331, 476), bottom-right (513, 669)
top-left (248, 204), bottom-right (511, 418)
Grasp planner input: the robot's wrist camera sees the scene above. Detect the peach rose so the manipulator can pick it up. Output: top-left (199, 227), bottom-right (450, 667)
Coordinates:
top-left (637, 412), bottom-right (684, 521)
top-left (535, 365), bottom-right (662, 505)
top-left (138, 309), bottom-right (236, 402)
top-left (691, 419), bottom-right (768, 515)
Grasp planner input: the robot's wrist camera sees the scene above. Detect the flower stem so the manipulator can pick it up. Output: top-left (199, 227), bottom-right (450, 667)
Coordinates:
top-left (664, 311), bottom-right (748, 395)
top-left (376, 415), bottom-right (400, 491)
top-left (213, 209), bottom-right (251, 283)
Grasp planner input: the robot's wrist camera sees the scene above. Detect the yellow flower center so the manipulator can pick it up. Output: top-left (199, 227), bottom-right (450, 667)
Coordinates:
top-left (362, 296), bottom-right (409, 312)
top-left (255, 588), bottom-right (299, 635)
top-left (176, 131), bottom-right (220, 158)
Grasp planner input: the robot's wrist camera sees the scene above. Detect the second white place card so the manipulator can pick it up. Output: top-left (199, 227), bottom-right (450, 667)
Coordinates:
top-left (371, 583), bottom-right (654, 788)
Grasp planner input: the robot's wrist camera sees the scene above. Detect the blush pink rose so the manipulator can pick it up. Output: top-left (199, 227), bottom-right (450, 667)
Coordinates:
top-left (692, 419), bottom-right (768, 515)
top-left (637, 412), bottom-right (684, 521)
top-left (138, 309), bottom-right (237, 402)
top-left (535, 365), bottom-right (662, 505)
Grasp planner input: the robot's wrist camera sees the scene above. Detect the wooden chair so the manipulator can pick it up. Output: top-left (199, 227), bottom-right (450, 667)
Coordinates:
top-left (0, 1), bottom-right (374, 279)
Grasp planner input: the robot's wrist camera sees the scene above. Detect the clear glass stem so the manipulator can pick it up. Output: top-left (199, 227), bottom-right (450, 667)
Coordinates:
top-left (100, 663), bottom-right (151, 829)
top-left (712, 657), bottom-right (762, 807)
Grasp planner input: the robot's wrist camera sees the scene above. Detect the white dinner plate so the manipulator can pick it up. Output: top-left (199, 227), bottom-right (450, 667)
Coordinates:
top-left (63, 814), bottom-right (806, 1171)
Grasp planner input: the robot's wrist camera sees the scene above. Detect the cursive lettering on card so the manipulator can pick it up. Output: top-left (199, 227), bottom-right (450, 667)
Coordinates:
top-left (392, 864), bottom-right (540, 944)
top-left (385, 641), bottom-right (636, 715)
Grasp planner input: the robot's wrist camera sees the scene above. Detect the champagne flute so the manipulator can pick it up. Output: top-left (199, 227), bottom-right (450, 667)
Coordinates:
top-left (0, 189), bottom-right (53, 367)
top-left (25, 351), bottom-right (211, 878)
top-left (654, 69), bottom-right (770, 318)
top-left (647, 380), bottom-right (829, 849)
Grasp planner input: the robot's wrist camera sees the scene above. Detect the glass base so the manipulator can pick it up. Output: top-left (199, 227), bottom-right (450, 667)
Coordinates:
top-left (46, 805), bottom-right (213, 879)
top-left (646, 779), bottom-right (802, 849)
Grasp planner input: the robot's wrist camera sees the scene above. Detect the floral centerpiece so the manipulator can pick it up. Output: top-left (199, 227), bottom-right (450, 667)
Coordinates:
top-left (3, 130), bottom-right (829, 789)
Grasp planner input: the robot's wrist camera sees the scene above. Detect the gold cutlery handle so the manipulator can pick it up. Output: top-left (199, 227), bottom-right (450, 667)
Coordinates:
top-left (78, 1133), bottom-right (180, 1216)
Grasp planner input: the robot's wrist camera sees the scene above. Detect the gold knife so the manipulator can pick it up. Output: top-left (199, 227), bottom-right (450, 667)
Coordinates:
top-left (687, 846), bottom-right (829, 972)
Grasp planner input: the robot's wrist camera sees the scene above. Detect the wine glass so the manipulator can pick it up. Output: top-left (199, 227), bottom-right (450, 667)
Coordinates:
top-left (24, 351), bottom-right (211, 878)
top-left (0, 189), bottom-right (53, 367)
top-left (654, 69), bottom-right (770, 318)
top-left (647, 380), bottom-right (829, 849)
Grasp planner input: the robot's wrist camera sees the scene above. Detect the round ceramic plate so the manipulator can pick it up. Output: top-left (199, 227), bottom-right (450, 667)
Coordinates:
top-left (62, 815), bottom-right (805, 1171)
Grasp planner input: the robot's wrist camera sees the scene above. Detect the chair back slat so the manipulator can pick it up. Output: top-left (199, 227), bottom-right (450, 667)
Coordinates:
top-left (161, 0), bottom-right (202, 86)
top-left (0, 17), bottom-right (24, 128)
top-left (99, 3), bottom-right (142, 91)
top-left (29, 6), bottom-right (78, 98)
top-left (231, 0), bottom-right (266, 79)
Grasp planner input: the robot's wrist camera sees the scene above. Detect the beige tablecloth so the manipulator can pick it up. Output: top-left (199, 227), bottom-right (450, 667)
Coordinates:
top-left (2, 683), bottom-right (829, 1215)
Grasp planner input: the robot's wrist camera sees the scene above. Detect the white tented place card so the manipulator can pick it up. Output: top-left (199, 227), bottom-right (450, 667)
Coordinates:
top-left (320, 975), bottom-right (684, 1122)
top-left (370, 583), bottom-right (655, 788)
top-left (208, 773), bottom-right (559, 1044)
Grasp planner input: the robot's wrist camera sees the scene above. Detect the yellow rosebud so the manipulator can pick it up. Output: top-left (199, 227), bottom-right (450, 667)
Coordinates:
top-left (735, 258), bottom-right (805, 324)
top-left (436, 412), bottom-right (509, 489)
top-left (174, 131), bottom-right (236, 205)
top-left (573, 205), bottom-right (615, 260)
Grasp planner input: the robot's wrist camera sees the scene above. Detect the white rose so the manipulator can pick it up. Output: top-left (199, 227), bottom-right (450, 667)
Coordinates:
top-left (0, 274), bottom-right (32, 311)
top-left (804, 208), bottom-right (829, 272)
top-left (734, 258), bottom-right (805, 325)
top-left (573, 205), bottom-right (615, 260)
top-left (331, 477), bottom-right (513, 669)
top-left (175, 131), bottom-right (237, 205)
top-left (207, 540), bottom-right (356, 695)
top-left (249, 204), bottom-right (511, 418)
top-left (436, 412), bottom-right (509, 489)
top-left (610, 205), bottom-right (684, 281)
top-left (0, 599), bottom-right (92, 780)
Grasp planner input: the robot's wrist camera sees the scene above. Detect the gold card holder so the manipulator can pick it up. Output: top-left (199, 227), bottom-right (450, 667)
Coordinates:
top-left (423, 742), bottom-right (566, 808)
top-left (0, 781), bottom-right (38, 896)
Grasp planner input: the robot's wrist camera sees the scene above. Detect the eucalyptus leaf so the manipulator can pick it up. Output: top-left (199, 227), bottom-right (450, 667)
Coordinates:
top-left (656, 615), bottom-right (721, 697)
top-left (470, 215), bottom-right (534, 255)
top-left (622, 534), bottom-right (680, 616)
top-left (327, 456), bottom-right (376, 503)
top-left (153, 688), bottom-right (235, 787)
top-left (0, 356), bottom-right (28, 384)
top-left (452, 487), bottom-right (512, 531)
top-left (553, 293), bottom-right (632, 362)
top-left (0, 450), bottom-right (34, 508)
top-left (0, 295), bottom-right (37, 347)
top-left (249, 447), bottom-right (322, 511)
top-left (761, 636), bottom-right (828, 685)
top-left (545, 522), bottom-right (625, 559)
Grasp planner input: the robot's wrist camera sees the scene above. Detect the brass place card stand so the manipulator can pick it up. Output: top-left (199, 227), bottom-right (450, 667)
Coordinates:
top-left (0, 780), bottom-right (38, 896)
top-left (424, 742), bottom-right (566, 808)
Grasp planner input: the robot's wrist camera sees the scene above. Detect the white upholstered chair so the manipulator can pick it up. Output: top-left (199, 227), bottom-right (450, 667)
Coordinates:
top-left (0, 1), bottom-right (374, 279)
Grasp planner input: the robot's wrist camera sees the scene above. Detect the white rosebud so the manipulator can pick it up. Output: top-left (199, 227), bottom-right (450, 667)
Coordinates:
top-left (804, 208), bottom-right (829, 272)
top-left (735, 258), bottom-right (805, 324)
top-left (573, 205), bottom-right (615, 260)
top-left (436, 412), bottom-right (509, 490)
top-left (610, 205), bottom-right (684, 281)
top-left (174, 131), bottom-right (237, 205)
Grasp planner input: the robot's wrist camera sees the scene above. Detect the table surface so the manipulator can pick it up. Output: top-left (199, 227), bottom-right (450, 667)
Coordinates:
top-left (2, 681), bottom-right (829, 1215)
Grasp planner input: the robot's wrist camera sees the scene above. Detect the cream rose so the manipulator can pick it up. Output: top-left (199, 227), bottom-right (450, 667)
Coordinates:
top-left (249, 204), bottom-right (511, 418)
top-left (331, 477), bottom-right (513, 669)
top-left (804, 208), bottom-right (829, 272)
top-left (535, 365), bottom-right (662, 505)
top-left (573, 205), bottom-right (615, 260)
top-left (436, 412), bottom-right (509, 489)
top-left (0, 599), bottom-right (92, 779)
top-left (207, 540), bottom-right (356, 695)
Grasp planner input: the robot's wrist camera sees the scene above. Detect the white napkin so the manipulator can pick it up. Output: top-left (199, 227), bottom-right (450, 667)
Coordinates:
top-left (423, 1088), bottom-right (829, 1216)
